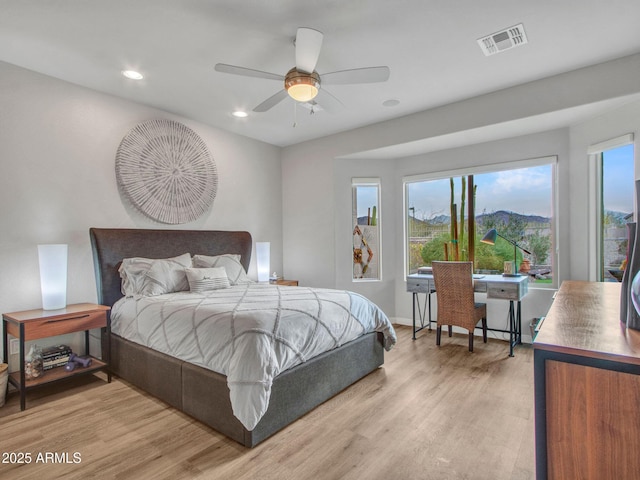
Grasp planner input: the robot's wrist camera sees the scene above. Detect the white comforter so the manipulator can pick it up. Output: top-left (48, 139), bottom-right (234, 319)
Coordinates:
top-left (111, 283), bottom-right (396, 430)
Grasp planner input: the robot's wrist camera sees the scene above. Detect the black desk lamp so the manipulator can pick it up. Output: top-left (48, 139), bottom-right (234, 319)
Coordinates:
top-left (480, 228), bottom-right (532, 277)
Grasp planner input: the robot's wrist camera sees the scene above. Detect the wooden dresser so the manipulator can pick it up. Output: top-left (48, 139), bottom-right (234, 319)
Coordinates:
top-left (533, 281), bottom-right (640, 479)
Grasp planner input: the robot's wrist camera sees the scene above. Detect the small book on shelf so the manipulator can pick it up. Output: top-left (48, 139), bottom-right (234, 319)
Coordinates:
top-left (42, 345), bottom-right (72, 359)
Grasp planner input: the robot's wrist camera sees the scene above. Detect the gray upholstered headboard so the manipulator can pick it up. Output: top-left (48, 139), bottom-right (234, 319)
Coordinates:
top-left (89, 228), bottom-right (252, 308)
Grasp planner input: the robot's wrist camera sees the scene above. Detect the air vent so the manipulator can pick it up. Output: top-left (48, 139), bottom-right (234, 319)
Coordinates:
top-left (477, 23), bottom-right (528, 56)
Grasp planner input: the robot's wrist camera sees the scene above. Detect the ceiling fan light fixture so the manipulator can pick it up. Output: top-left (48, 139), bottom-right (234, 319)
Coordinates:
top-left (284, 68), bottom-right (320, 102)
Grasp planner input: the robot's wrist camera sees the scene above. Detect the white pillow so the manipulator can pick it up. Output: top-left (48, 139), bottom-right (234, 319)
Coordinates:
top-left (119, 253), bottom-right (192, 296)
top-left (185, 267), bottom-right (231, 293)
top-left (192, 254), bottom-right (254, 285)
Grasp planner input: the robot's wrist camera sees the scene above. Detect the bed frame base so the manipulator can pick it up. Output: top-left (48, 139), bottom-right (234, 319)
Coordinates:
top-left (110, 331), bottom-right (383, 447)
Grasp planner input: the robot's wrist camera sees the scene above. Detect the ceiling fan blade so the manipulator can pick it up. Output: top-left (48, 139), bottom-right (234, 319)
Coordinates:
top-left (313, 89), bottom-right (345, 114)
top-left (215, 63), bottom-right (284, 81)
top-left (295, 27), bottom-right (324, 73)
top-left (321, 66), bottom-right (390, 85)
top-left (253, 89), bottom-right (289, 112)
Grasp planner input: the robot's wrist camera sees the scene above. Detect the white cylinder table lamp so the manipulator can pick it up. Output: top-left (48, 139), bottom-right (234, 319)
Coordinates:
top-left (256, 242), bottom-right (270, 283)
top-left (38, 244), bottom-right (68, 310)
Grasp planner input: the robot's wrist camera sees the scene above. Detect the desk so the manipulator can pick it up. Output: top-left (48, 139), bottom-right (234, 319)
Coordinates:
top-left (406, 273), bottom-right (529, 356)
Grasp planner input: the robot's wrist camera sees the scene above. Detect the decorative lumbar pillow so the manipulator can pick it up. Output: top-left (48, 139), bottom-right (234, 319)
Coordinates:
top-left (192, 254), bottom-right (253, 285)
top-left (119, 253), bottom-right (192, 296)
top-left (185, 267), bottom-right (231, 293)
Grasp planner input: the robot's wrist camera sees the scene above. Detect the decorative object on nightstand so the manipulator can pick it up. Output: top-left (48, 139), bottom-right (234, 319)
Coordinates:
top-left (37, 244), bottom-right (68, 310)
top-left (24, 344), bottom-right (44, 380)
top-left (256, 242), bottom-right (270, 282)
top-left (2, 303), bottom-right (111, 410)
top-left (481, 228), bottom-right (532, 277)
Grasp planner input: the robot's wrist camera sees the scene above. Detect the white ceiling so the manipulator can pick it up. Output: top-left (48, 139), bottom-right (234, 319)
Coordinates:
top-left (2, 0), bottom-right (640, 148)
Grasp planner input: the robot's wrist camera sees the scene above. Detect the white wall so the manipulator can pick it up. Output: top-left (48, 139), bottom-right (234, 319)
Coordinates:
top-left (569, 100), bottom-right (640, 280)
top-left (0, 61), bottom-right (282, 361)
top-left (333, 158), bottom-right (397, 315)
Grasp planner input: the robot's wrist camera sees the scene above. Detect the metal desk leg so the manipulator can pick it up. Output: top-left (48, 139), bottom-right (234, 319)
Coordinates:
top-left (507, 300), bottom-right (523, 357)
top-left (412, 291), bottom-right (433, 340)
top-left (412, 293), bottom-right (417, 340)
top-left (517, 300), bottom-right (522, 345)
top-left (509, 301), bottom-right (515, 357)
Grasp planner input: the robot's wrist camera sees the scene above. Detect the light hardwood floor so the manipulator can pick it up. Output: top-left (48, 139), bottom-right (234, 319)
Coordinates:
top-left (0, 326), bottom-right (535, 480)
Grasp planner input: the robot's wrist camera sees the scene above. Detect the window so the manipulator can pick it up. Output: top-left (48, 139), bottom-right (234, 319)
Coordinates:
top-left (593, 141), bottom-right (635, 281)
top-left (352, 178), bottom-right (381, 281)
top-left (405, 158), bottom-right (556, 286)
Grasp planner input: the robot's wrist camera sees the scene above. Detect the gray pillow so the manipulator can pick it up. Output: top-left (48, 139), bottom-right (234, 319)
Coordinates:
top-left (192, 254), bottom-right (254, 285)
top-left (185, 267), bottom-right (231, 293)
top-left (119, 253), bottom-right (192, 296)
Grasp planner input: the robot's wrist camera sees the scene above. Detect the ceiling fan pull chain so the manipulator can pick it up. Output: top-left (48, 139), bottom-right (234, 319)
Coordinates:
top-left (293, 101), bottom-right (297, 128)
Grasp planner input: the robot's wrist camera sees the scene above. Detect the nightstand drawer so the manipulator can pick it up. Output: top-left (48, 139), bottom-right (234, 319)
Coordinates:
top-left (22, 310), bottom-right (107, 340)
top-left (4, 306), bottom-right (108, 340)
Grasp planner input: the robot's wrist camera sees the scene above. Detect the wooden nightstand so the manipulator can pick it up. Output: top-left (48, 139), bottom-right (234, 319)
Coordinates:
top-left (2, 303), bottom-right (111, 410)
top-left (272, 279), bottom-right (299, 286)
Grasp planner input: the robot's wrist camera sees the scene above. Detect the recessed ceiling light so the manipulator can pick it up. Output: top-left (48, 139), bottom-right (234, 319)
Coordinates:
top-left (122, 70), bottom-right (144, 80)
top-left (382, 99), bottom-right (400, 107)
top-left (232, 110), bottom-right (248, 118)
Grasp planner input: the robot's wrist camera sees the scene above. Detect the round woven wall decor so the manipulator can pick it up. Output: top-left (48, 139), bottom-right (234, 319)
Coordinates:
top-left (116, 119), bottom-right (218, 224)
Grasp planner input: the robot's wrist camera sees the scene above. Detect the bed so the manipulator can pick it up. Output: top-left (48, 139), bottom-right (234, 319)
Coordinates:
top-left (89, 228), bottom-right (395, 447)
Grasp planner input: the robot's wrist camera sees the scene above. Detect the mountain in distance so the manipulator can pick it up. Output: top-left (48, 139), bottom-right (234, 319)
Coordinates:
top-left (388, 209), bottom-right (632, 227)
top-left (410, 210), bottom-right (550, 226)
top-left (476, 210), bottom-right (549, 225)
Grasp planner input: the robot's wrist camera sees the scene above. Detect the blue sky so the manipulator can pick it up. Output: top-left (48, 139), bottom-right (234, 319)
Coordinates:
top-left (407, 164), bottom-right (554, 220)
top-left (603, 144), bottom-right (634, 214)
top-left (359, 144), bottom-right (635, 221)
top-left (355, 186), bottom-right (379, 218)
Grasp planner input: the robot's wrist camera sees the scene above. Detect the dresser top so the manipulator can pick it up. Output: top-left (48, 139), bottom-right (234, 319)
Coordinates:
top-left (534, 280), bottom-right (640, 365)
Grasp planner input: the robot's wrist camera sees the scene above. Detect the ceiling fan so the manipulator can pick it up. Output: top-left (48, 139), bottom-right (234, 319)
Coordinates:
top-left (215, 27), bottom-right (390, 113)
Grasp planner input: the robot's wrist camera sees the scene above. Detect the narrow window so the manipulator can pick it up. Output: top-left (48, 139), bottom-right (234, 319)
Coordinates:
top-left (352, 178), bottom-right (381, 281)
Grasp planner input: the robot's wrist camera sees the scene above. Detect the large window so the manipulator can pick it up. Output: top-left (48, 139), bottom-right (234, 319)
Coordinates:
top-left (405, 158), bottom-right (556, 286)
top-left (597, 142), bottom-right (635, 281)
